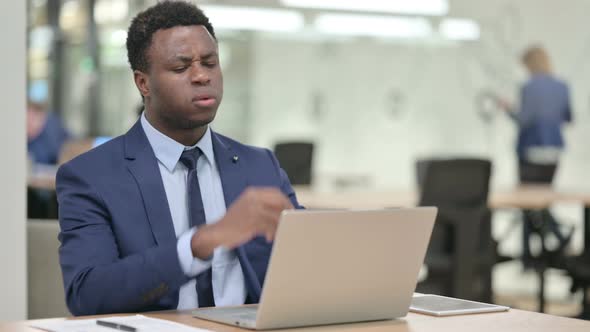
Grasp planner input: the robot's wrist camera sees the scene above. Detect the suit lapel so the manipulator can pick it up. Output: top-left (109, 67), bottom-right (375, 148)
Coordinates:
top-left (211, 131), bottom-right (262, 301)
top-left (124, 120), bottom-right (177, 246)
top-left (211, 132), bottom-right (248, 208)
top-left (123, 125), bottom-right (262, 301)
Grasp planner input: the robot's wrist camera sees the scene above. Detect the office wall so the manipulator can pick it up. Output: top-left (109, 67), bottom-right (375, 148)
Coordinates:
top-left (245, 0), bottom-right (590, 191)
top-left (0, 1), bottom-right (27, 321)
top-left (52, 0), bottom-right (590, 192)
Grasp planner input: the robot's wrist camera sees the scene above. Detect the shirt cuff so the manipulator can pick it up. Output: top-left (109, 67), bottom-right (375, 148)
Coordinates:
top-left (177, 227), bottom-right (212, 277)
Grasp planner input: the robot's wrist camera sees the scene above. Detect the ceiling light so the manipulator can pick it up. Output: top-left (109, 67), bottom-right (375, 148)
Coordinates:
top-left (315, 14), bottom-right (433, 39)
top-left (281, 0), bottom-right (448, 16)
top-left (439, 18), bottom-right (480, 41)
top-left (201, 5), bottom-right (304, 33)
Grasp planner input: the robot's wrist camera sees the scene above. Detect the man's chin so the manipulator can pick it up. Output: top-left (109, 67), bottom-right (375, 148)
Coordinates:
top-left (178, 116), bottom-right (215, 130)
top-left (158, 108), bottom-right (217, 131)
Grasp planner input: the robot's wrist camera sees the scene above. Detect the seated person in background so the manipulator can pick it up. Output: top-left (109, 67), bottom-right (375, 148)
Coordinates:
top-left (27, 81), bottom-right (71, 165)
top-left (27, 80), bottom-right (71, 218)
top-left (57, 1), bottom-right (300, 316)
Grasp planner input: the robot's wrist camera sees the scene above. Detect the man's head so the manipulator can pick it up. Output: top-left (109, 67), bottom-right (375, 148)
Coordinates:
top-left (127, 1), bottom-right (222, 142)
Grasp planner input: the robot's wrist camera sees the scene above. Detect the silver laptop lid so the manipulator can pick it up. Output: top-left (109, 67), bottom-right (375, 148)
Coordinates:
top-left (255, 207), bottom-right (437, 330)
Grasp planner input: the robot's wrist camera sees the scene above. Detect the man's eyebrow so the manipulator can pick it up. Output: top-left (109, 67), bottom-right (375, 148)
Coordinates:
top-left (169, 55), bottom-right (193, 63)
top-left (200, 52), bottom-right (219, 60)
top-left (170, 52), bottom-right (218, 63)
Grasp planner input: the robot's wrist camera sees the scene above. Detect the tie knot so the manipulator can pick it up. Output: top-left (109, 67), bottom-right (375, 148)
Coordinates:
top-left (179, 148), bottom-right (202, 170)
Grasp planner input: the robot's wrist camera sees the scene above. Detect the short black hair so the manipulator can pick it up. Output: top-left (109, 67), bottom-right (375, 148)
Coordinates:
top-left (126, 1), bottom-right (216, 73)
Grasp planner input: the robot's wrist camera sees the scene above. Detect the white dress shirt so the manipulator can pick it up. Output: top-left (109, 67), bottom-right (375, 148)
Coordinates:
top-left (140, 113), bottom-right (246, 309)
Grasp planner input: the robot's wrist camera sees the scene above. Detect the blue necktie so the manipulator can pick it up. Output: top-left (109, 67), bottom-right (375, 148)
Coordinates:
top-left (179, 148), bottom-right (215, 307)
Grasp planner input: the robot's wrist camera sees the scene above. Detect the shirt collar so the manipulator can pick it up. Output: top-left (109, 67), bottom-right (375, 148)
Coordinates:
top-left (140, 112), bottom-right (215, 172)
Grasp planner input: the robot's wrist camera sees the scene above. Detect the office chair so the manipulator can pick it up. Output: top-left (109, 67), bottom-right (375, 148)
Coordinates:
top-left (516, 164), bottom-right (575, 312)
top-left (27, 187), bottom-right (58, 219)
top-left (27, 220), bottom-right (70, 318)
top-left (517, 156), bottom-right (573, 268)
top-left (273, 142), bottom-right (314, 186)
top-left (565, 254), bottom-right (590, 320)
top-left (415, 158), bottom-right (495, 302)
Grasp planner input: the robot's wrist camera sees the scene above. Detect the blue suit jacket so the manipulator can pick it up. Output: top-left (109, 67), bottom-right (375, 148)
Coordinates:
top-left (515, 74), bottom-right (572, 159)
top-left (56, 120), bottom-right (301, 315)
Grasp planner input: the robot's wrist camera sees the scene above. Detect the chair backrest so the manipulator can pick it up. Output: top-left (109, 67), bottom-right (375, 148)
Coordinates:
top-left (418, 158), bottom-right (492, 208)
top-left (273, 142), bottom-right (314, 185)
top-left (415, 158), bottom-right (493, 301)
top-left (27, 219), bottom-right (70, 318)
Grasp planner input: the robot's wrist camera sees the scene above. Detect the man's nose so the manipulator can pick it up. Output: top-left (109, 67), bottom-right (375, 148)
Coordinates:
top-left (190, 64), bottom-right (210, 85)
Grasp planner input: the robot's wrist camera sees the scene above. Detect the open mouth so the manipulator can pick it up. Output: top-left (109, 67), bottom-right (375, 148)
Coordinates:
top-left (193, 96), bottom-right (216, 107)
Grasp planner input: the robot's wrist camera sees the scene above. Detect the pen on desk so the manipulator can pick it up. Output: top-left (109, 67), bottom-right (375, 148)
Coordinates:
top-left (96, 319), bottom-right (137, 332)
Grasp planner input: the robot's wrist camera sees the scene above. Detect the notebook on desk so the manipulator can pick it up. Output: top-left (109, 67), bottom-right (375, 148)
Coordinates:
top-left (29, 314), bottom-right (211, 332)
top-left (410, 294), bottom-right (510, 316)
top-left (193, 207), bottom-right (437, 330)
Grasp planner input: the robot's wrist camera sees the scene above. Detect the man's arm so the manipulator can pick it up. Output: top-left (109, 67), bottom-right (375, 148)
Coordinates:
top-left (57, 163), bottom-right (188, 315)
top-left (190, 148), bottom-right (300, 259)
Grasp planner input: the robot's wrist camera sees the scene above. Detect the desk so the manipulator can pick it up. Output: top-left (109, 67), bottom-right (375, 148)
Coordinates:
top-left (295, 184), bottom-right (590, 208)
top-left (27, 164), bottom-right (58, 191)
top-left (27, 175), bottom-right (57, 191)
top-left (295, 185), bottom-right (590, 255)
top-left (296, 185), bottom-right (590, 313)
top-left (2, 308), bottom-right (589, 332)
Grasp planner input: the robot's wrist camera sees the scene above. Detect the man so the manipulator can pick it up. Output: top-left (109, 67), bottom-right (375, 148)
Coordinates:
top-left (57, 1), bottom-right (300, 316)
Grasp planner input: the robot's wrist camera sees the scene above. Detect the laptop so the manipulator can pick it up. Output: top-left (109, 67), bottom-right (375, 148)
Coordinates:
top-left (193, 207), bottom-right (437, 330)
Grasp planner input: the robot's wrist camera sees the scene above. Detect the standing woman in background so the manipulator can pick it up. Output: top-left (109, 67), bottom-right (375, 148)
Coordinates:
top-left (499, 45), bottom-right (574, 263)
top-left (500, 45), bottom-right (573, 183)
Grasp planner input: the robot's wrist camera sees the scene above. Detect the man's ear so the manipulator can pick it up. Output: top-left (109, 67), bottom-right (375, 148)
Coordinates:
top-left (133, 70), bottom-right (150, 98)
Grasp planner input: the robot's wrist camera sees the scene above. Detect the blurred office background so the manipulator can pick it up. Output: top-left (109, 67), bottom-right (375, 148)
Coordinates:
top-left (27, 0), bottom-right (590, 190)
top-left (18, 0), bottom-right (590, 321)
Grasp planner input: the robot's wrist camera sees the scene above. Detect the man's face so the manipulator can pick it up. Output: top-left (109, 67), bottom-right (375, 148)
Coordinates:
top-left (140, 25), bottom-right (223, 130)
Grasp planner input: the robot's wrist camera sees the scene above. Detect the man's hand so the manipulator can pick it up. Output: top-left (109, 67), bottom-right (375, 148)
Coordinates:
top-left (190, 187), bottom-right (293, 259)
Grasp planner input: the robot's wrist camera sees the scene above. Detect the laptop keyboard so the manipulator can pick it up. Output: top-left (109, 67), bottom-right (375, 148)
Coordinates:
top-left (206, 305), bottom-right (258, 320)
